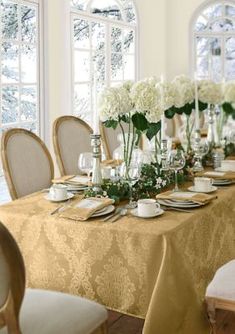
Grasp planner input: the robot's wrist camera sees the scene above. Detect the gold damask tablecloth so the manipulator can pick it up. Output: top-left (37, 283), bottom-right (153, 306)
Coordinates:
top-left (0, 187), bottom-right (235, 334)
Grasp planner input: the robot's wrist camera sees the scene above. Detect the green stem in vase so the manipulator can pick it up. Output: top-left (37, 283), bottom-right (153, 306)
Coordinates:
top-left (119, 121), bottom-right (127, 163)
top-left (128, 123), bottom-right (136, 166)
top-left (186, 115), bottom-right (192, 153)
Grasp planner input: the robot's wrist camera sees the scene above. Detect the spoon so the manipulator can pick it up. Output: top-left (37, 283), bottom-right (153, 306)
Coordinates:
top-left (110, 208), bottom-right (128, 223)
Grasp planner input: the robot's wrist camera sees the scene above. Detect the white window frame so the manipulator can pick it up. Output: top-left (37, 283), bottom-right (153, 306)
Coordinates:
top-left (0, 0), bottom-right (44, 138)
top-left (190, 0), bottom-right (235, 80)
top-left (70, 0), bottom-right (139, 123)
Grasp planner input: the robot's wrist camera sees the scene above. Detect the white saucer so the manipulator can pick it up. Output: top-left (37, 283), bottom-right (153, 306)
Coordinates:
top-left (188, 186), bottom-right (217, 194)
top-left (130, 208), bottom-right (164, 219)
top-left (212, 179), bottom-right (232, 186)
top-left (92, 205), bottom-right (115, 217)
top-left (44, 192), bottom-right (74, 202)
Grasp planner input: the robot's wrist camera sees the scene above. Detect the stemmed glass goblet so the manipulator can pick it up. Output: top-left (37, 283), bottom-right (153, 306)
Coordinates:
top-left (167, 150), bottom-right (186, 192)
top-left (78, 152), bottom-right (93, 178)
top-left (120, 162), bottom-right (140, 209)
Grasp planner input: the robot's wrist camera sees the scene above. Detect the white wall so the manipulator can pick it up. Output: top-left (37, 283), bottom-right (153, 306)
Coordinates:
top-left (166, 0), bottom-right (206, 79)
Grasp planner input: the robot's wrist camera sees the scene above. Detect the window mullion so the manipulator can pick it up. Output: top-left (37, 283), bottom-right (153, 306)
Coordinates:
top-left (106, 23), bottom-right (111, 87)
top-left (18, 2), bottom-right (22, 127)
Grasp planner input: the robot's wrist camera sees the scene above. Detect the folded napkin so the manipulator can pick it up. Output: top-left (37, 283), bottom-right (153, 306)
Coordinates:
top-left (52, 175), bottom-right (90, 186)
top-left (59, 197), bottom-right (114, 221)
top-left (156, 191), bottom-right (217, 205)
top-left (101, 159), bottom-right (123, 167)
top-left (199, 171), bottom-right (235, 180)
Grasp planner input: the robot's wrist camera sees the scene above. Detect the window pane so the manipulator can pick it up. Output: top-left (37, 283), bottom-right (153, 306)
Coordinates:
top-left (21, 86), bottom-right (37, 121)
top-left (1, 42), bottom-right (19, 83)
top-left (196, 37), bottom-right (209, 56)
top-left (111, 53), bottom-right (123, 80)
top-left (71, 0), bottom-right (86, 11)
top-left (124, 54), bottom-right (134, 80)
top-left (74, 51), bottom-right (90, 82)
top-left (2, 86), bottom-right (19, 124)
top-left (111, 27), bottom-right (122, 53)
top-left (124, 29), bottom-right (134, 53)
top-left (1, 0), bottom-right (18, 40)
top-left (91, 22), bottom-right (105, 52)
top-left (21, 6), bottom-right (37, 44)
top-left (93, 52), bottom-right (105, 82)
top-left (123, 1), bottom-right (136, 23)
top-left (203, 4), bottom-right (222, 18)
top-left (22, 122), bottom-right (37, 133)
top-left (195, 15), bottom-right (208, 32)
top-left (226, 37), bottom-right (235, 58)
top-left (91, 0), bottom-right (122, 21)
top-left (225, 5), bottom-right (235, 16)
top-left (225, 59), bottom-right (235, 80)
top-left (197, 57), bottom-right (208, 78)
top-left (74, 84), bottom-right (91, 121)
top-left (74, 18), bottom-right (89, 49)
top-left (211, 55), bottom-right (222, 82)
top-left (209, 19), bottom-right (235, 32)
top-left (21, 45), bottom-right (37, 83)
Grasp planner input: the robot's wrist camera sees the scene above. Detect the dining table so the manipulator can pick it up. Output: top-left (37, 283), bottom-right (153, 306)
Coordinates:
top-left (0, 182), bottom-right (235, 334)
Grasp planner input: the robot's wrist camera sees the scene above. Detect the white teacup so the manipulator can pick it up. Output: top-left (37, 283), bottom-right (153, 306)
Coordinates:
top-left (49, 184), bottom-right (67, 201)
top-left (194, 177), bottom-right (213, 192)
top-left (137, 199), bottom-right (161, 217)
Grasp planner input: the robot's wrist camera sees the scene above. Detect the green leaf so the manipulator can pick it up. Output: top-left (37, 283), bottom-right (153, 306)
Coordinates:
top-left (165, 107), bottom-right (176, 119)
top-left (104, 120), bottom-right (118, 129)
top-left (183, 103), bottom-right (194, 116)
top-left (132, 113), bottom-right (148, 131)
top-left (222, 102), bottom-right (234, 115)
top-left (199, 100), bottom-right (207, 111)
top-left (146, 121), bottom-right (161, 141)
top-left (120, 114), bottom-right (130, 123)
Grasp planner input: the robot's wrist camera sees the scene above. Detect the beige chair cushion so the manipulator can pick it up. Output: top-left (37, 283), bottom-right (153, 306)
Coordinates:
top-left (206, 260), bottom-right (235, 301)
top-left (57, 119), bottom-right (92, 175)
top-left (0, 289), bottom-right (107, 334)
top-left (6, 133), bottom-right (52, 198)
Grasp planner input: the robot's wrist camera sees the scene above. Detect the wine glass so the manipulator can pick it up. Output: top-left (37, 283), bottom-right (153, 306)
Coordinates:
top-left (78, 152), bottom-right (93, 178)
top-left (167, 150), bottom-right (186, 192)
top-left (120, 162), bottom-right (140, 209)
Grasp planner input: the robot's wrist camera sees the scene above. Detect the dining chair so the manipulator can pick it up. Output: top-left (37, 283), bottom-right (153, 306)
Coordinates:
top-left (205, 260), bottom-right (235, 334)
top-left (100, 122), bottom-right (143, 160)
top-left (53, 116), bottom-right (93, 176)
top-left (1, 128), bottom-right (54, 200)
top-left (0, 221), bottom-right (108, 334)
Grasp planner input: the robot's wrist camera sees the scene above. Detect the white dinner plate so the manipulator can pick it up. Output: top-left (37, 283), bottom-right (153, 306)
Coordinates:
top-left (212, 179), bottom-right (232, 186)
top-left (91, 205), bottom-right (115, 217)
top-left (44, 192), bottom-right (74, 202)
top-left (188, 186), bottom-right (217, 194)
top-left (157, 199), bottom-right (202, 208)
top-left (66, 185), bottom-right (88, 191)
top-left (130, 208), bottom-right (164, 218)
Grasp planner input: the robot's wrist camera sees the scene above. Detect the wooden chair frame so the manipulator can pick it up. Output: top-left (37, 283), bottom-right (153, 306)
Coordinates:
top-left (0, 221), bottom-right (108, 334)
top-left (53, 116), bottom-right (93, 176)
top-left (1, 128), bottom-right (54, 200)
top-left (100, 122), bottom-right (143, 160)
top-left (206, 296), bottom-right (235, 334)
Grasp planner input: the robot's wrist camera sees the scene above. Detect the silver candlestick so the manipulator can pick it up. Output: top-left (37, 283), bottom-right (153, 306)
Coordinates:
top-left (90, 134), bottom-right (103, 192)
top-left (207, 104), bottom-right (216, 147)
top-left (161, 139), bottom-right (168, 171)
top-left (193, 129), bottom-right (204, 172)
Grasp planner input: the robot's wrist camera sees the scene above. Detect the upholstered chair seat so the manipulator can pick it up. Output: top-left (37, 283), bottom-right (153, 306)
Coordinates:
top-left (0, 222), bottom-right (108, 334)
top-left (206, 260), bottom-right (235, 301)
top-left (205, 260), bottom-right (235, 334)
top-left (0, 289), bottom-right (107, 334)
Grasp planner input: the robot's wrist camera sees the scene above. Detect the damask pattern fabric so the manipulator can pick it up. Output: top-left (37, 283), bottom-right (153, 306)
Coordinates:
top-left (0, 187), bottom-right (234, 334)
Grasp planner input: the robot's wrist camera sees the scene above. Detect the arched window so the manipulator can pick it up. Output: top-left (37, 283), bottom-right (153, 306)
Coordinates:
top-left (71, 0), bottom-right (138, 125)
top-left (191, 0), bottom-right (235, 81)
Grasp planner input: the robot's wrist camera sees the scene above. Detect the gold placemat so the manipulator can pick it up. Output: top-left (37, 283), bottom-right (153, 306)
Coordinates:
top-left (199, 170), bottom-right (235, 180)
top-left (52, 175), bottom-right (90, 186)
top-left (59, 197), bottom-right (114, 221)
top-left (156, 190), bottom-right (217, 205)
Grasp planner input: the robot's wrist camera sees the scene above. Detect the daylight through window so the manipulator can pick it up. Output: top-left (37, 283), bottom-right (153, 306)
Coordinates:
top-left (192, 1), bottom-right (235, 81)
top-left (0, 0), bottom-right (41, 136)
top-left (71, 0), bottom-right (138, 125)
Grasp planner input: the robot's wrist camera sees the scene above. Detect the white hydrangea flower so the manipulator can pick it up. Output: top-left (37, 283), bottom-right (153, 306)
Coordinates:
top-left (130, 79), bottom-right (160, 112)
top-left (224, 81), bottom-right (235, 103)
top-left (99, 85), bottom-right (133, 122)
top-left (156, 81), bottom-right (175, 110)
top-left (172, 75), bottom-right (194, 108)
top-left (198, 80), bottom-right (223, 105)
